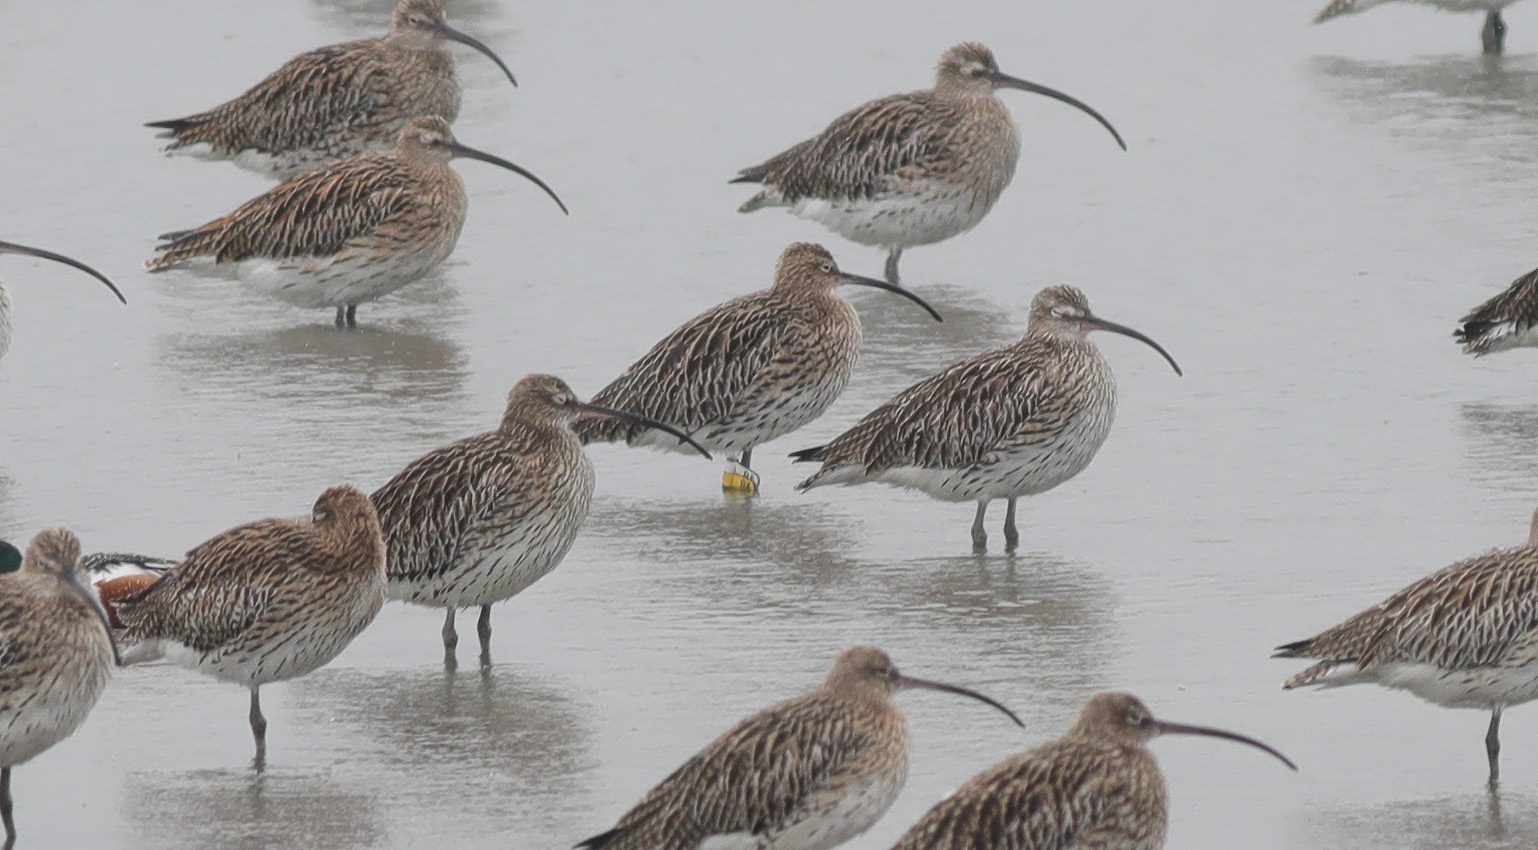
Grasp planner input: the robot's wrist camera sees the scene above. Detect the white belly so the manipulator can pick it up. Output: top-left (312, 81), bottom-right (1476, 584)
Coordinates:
top-left (238, 244), bottom-right (452, 310)
top-left (766, 767), bottom-right (905, 850)
top-left (1369, 660), bottom-right (1538, 709)
top-left (0, 643), bottom-right (113, 767)
top-left (793, 189), bottom-right (996, 251)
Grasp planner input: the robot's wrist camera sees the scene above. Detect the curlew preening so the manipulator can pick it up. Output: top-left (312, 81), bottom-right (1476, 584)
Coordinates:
top-left (0, 531), bottom-right (118, 850)
top-left (1315, 0), bottom-right (1521, 55)
top-left (792, 285), bottom-right (1180, 553)
top-left (1454, 263), bottom-right (1538, 355)
top-left (146, 116), bottom-right (565, 328)
top-left (885, 693), bottom-right (1295, 850)
top-left (573, 243), bottom-right (941, 495)
top-left (373, 375), bottom-right (710, 667)
top-left (1276, 505), bottom-right (1538, 785)
top-left (577, 647), bottom-right (1022, 850)
top-left (0, 239), bottom-right (125, 364)
top-left (114, 487), bottom-right (386, 768)
top-left (147, 0), bottom-right (519, 178)
top-left (733, 42), bottom-right (1125, 286)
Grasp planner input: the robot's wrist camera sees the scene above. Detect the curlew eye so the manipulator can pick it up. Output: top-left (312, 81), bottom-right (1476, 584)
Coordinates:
top-left (819, 262), bottom-right (835, 273)
top-left (409, 15), bottom-right (430, 26)
top-left (1050, 306), bottom-right (1069, 318)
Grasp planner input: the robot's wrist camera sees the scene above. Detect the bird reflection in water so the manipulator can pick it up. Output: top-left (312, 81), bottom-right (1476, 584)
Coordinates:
top-left (1460, 403), bottom-right (1538, 489)
top-left (1296, 790), bottom-right (1538, 850)
top-left (124, 768), bottom-right (384, 850)
top-left (1311, 54), bottom-right (1538, 150)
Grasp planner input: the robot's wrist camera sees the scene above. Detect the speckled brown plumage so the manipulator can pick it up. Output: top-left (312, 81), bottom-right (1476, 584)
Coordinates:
top-left (115, 486), bottom-right (385, 764)
top-left (794, 285), bottom-right (1179, 551)
top-left (148, 0), bottom-right (517, 178)
top-left (573, 244), bottom-right (938, 490)
top-left (1454, 264), bottom-right (1538, 355)
top-left (886, 694), bottom-right (1294, 850)
top-left (1276, 506), bottom-right (1538, 782)
top-left (579, 647), bottom-right (1023, 850)
top-left (0, 530), bottom-right (116, 848)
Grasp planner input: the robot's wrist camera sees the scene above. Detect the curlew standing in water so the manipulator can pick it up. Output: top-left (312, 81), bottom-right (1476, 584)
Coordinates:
top-left (1315, 0), bottom-right (1521, 55)
top-left (1454, 263), bottom-right (1538, 355)
top-left (885, 692), bottom-right (1295, 850)
top-left (1276, 505), bottom-right (1538, 785)
top-left (146, 116), bottom-right (565, 328)
top-left (792, 285), bottom-right (1180, 552)
top-left (147, 0), bottom-right (519, 178)
top-left (0, 240), bottom-right (125, 364)
top-left (577, 647), bottom-right (1022, 850)
top-left (114, 486), bottom-right (386, 767)
top-left (733, 43), bottom-right (1125, 286)
top-left (373, 374), bottom-right (710, 667)
top-left (573, 243), bottom-right (941, 495)
top-left (0, 530), bottom-right (118, 850)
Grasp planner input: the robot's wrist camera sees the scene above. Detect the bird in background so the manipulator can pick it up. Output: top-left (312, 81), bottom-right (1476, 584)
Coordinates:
top-left (1454, 263), bottom-right (1538, 355)
top-left (578, 646), bottom-right (1022, 850)
top-left (82, 552), bottom-right (177, 629)
top-left (113, 486), bottom-right (386, 769)
top-left (0, 531), bottom-right (118, 850)
top-left (372, 374), bottom-right (711, 668)
top-left (733, 42), bottom-right (1125, 286)
top-left (793, 285), bottom-right (1180, 553)
top-left (0, 239), bottom-right (125, 364)
top-left (574, 242), bottom-right (941, 496)
top-left (885, 692), bottom-right (1295, 850)
top-left (1314, 0), bottom-right (1520, 55)
top-left (1275, 505), bottom-right (1538, 785)
top-left (146, 116), bottom-right (565, 328)
top-left (147, 0), bottom-right (519, 179)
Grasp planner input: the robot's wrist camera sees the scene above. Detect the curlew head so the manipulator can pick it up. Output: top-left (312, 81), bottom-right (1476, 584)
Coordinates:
top-left (935, 42), bottom-right (1126, 151)
top-left (0, 239), bottom-right (126, 305)
top-left (1072, 693), bottom-right (1297, 770)
top-left (392, 0), bottom-right (518, 86)
top-left (397, 117), bottom-right (568, 214)
top-left (774, 243), bottom-right (942, 322)
top-left (825, 646), bottom-right (1024, 727)
top-left (506, 374), bottom-right (713, 459)
top-left (1027, 285), bottom-right (1182, 376)
top-left (311, 486), bottom-right (381, 531)
top-left (22, 528), bottom-right (122, 664)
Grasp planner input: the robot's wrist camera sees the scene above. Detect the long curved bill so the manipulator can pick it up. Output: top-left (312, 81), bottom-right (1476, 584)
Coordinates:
top-left (446, 142), bottom-right (569, 215)
top-left (63, 570), bottom-right (124, 667)
top-left (1154, 719), bottom-right (1298, 771)
top-left (0, 240), bottom-right (126, 304)
top-left (1084, 314), bottom-right (1182, 376)
top-left (836, 271), bottom-right (944, 323)
top-left (992, 73), bottom-right (1127, 151)
top-left (898, 675), bottom-right (1025, 727)
top-left (437, 24), bottom-right (518, 87)
top-left (575, 401), bottom-right (713, 460)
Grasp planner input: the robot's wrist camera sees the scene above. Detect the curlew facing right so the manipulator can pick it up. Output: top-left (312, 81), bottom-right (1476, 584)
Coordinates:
top-left (884, 693), bottom-right (1295, 850)
top-left (0, 239), bottom-right (125, 365)
top-left (1276, 504), bottom-right (1538, 785)
top-left (148, 0), bottom-right (519, 178)
top-left (577, 647), bottom-right (1022, 850)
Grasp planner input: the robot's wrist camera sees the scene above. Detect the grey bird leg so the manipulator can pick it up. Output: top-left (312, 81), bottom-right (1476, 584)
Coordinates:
top-left (1487, 707), bottom-right (1502, 786)
top-left (971, 501), bottom-right (988, 553)
top-left (249, 685), bottom-right (267, 770)
top-left (1484, 10), bottom-right (1506, 55)
top-left (741, 447), bottom-right (754, 471)
top-left (334, 306), bottom-right (346, 329)
top-left (884, 248), bottom-right (903, 286)
top-left (2, 766), bottom-right (14, 850)
top-left (442, 607), bottom-right (459, 667)
top-left (1003, 497), bottom-right (1019, 552)
top-left (345, 305), bottom-right (358, 328)
top-left (477, 604), bottom-right (493, 667)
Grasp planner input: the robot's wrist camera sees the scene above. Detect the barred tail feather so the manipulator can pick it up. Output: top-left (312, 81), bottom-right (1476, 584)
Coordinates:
top-left (1314, 0), bottom-right (1357, 23)
top-left (146, 226), bottom-right (224, 271)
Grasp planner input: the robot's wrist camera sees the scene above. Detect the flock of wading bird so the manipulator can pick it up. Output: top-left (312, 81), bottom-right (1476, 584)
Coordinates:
top-left (5, 0), bottom-right (1538, 848)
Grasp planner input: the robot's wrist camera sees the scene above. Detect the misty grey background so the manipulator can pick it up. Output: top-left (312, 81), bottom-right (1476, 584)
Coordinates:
top-left (2, 0), bottom-right (1537, 847)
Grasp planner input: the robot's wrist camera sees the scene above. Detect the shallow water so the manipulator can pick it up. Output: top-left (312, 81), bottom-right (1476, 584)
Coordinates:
top-left (4, 0), bottom-right (1538, 847)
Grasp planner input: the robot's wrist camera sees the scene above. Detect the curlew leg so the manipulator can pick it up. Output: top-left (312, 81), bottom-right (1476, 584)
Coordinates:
top-left (1003, 497), bottom-right (1020, 552)
top-left (884, 248), bottom-right (903, 286)
top-left (723, 447), bottom-right (760, 496)
top-left (1484, 10), bottom-right (1506, 55)
top-left (1, 766), bottom-right (14, 850)
top-left (1486, 707), bottom-right (1502, 786)
top-left (971, 501), bottom-right (988, 553)
top-left (249, 685), bottom-right (267, 770)
top-left (442, 607), bottom-right (459, 667)
top-left (334, 306), bottom-right (346, 329)
top-left (345, 305), bottom-right (358, 328)
top-left (477, 604), bottom-right (493, 666)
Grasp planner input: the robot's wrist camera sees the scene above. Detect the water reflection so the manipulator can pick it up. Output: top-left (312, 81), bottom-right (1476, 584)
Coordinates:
top-left (124, 768), bottom-right (384, 850)
top-left (309, 0), bottom-right (505, 33)
top-left (0, 469), bottom-right (18, 540)
top-left (1460, 402), bottom-right (1538, 489)
top-left (1295, 790), bottom-right (1538, 850)
top-left (287, 665), bottom-right (594, 833)
top-left (850, 284), bottom-right (1022, 392)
